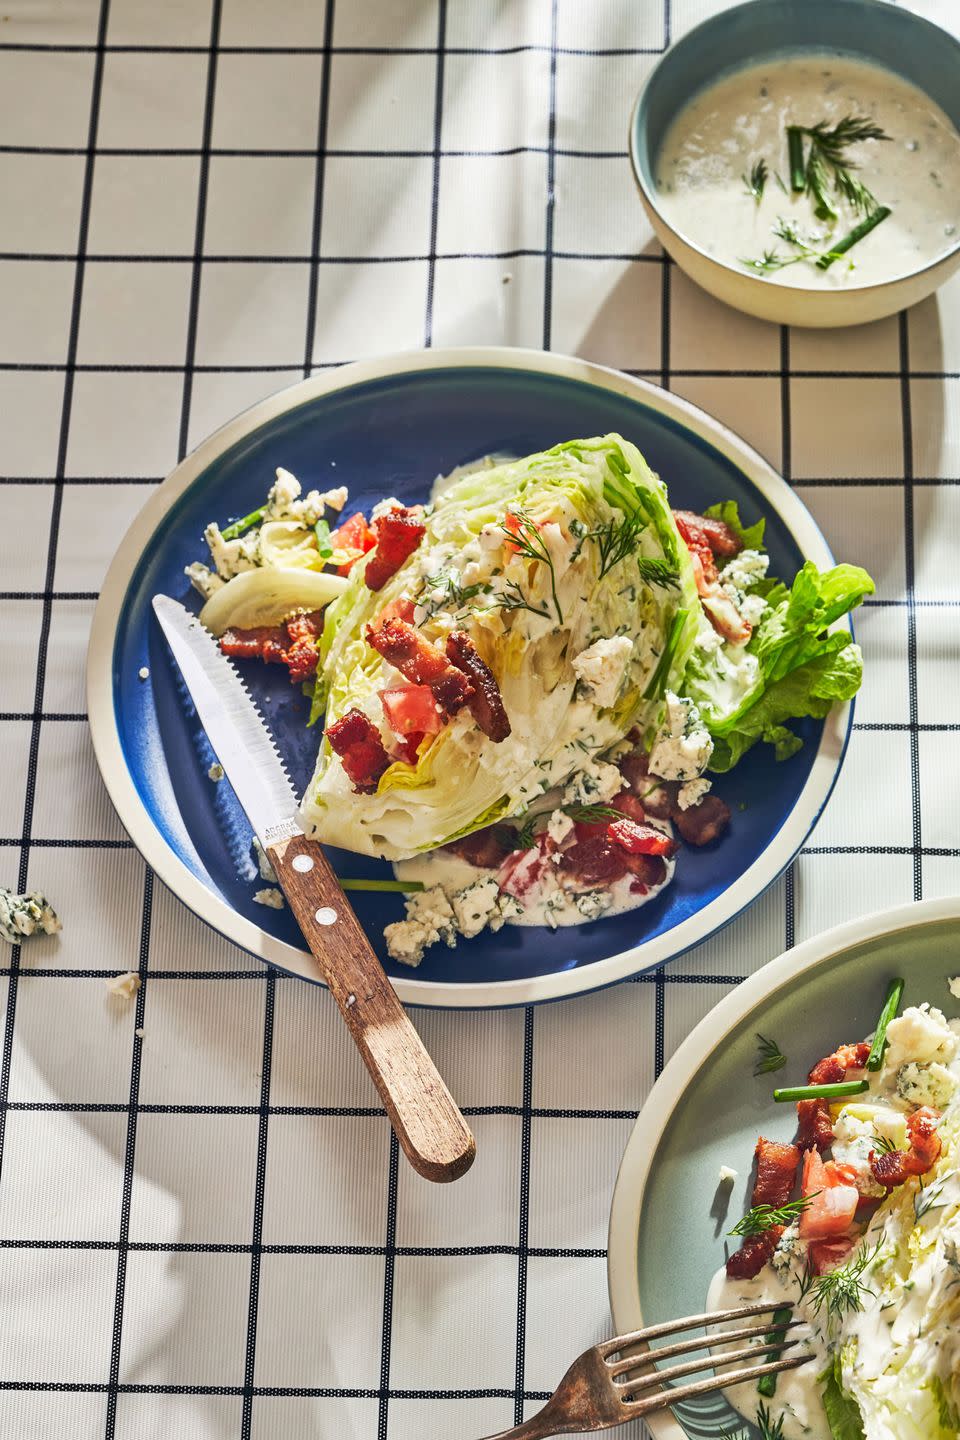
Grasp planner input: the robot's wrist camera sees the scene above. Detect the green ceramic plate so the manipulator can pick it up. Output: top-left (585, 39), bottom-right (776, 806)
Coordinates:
top-left (607, 897), bottom-right (960, 1439)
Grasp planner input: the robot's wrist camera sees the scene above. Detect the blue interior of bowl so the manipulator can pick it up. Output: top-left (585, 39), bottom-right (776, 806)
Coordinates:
top-left (633, 0), bottom-right (960, 191)
top-left (113, 365), bottom-right (829, 990)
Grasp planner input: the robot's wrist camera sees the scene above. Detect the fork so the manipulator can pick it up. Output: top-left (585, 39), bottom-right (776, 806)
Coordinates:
top-left (478, 1299), bottom-right (809, 1438)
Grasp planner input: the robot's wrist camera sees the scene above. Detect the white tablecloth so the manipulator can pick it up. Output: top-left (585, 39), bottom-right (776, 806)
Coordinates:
top-left (2, 0), bottom-right (959, 1435)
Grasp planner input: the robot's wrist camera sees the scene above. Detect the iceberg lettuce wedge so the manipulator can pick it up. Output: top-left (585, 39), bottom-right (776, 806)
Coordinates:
top-left (299, 436), bottom-right (698, 859)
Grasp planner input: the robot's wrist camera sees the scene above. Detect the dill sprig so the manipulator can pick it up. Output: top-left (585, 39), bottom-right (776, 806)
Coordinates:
top-left (418, 567), bottom-right (490, 619)
top-left (502, 509), bottom-right (563, 623)
top-left (805, 1237), bottom-right (883, 1322)
top-left (799, 114), bottom-right (890, 218)
top-left (743, 157), bottom-right (768, 204)
top-left (754, 1033), bottom-right (787, 1077)
top-left (729, 1194), bottom-right (814, 1239)
top-left (914, 1169), bottom-right (955, 1223)
top-left (871, 1132), bottom-right (898, 1155)
top-left (756, 1402), bottom-right (786, 1440)
top-left (493, 577), bottom-right (552, 622)
top-left (583, 515), bottom-right (679, 587)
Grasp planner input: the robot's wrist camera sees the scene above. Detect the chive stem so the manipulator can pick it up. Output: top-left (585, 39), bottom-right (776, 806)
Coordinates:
top-left (757, 1306), bottom-right (793, 1398)
top-left (339, 878), bottom-right (425, 893)
top-left (221, 506), bottom-right (266, 541)
top-left (773, 1079), bottom-right (869, 1103)
top-left (787, 127), bottom-right (806, 192)
top-left (866, 976), bottom-right (905, 1070)
top-left (816, 205), bottom-right (891, 270)
top-left (643, 608), bottom-right (688, 701)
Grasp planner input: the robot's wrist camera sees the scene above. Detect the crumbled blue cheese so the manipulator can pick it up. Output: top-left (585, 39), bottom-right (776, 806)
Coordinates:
top-left (574, 889), bottom-right (613, 921)
top-left (884, 1003), bottom-right (958, 1070)
top-left (384, 885), bottom-right (458, 966)
top-left (138, 666), bottom-right (150, 681)
top-left (0, 888), bottom-right (61, 945)
top-left (720, 548), bottom-right (769, 595)
top-left (546, 809), bottom-right (575, 846)
top-left (184, 560), bottom-right (225, 600)
top-left (648, 691), bottom-right (713, 782)
top-left (572, 635), bottom-right (633, 709)
top-left (264, 467), bottom-right (347, 527)
top-left (896, 1060), bottom-right (959, 1109)
top-left (207, 763), bottom-right (224, 782)
top-left (252, 838), bottom-right (278, 883)
top-left (718, 1164), bottom-right (737, 1185)
top-left (950, 975), bottom-right (960, 1000)
top-left (677, 777), bottom-right (712, 810)
top-left (204, 521), bottom-right (261, 579)
top-left (105, 971), bottom-right (140, 1000)
top-left (253, 887), bottom-right (284, 910)
top-left (562, 757), bottom-right (623, 805)
top-left (771, 1224), bottom-right (803, 1277)
top-left (832, 1112), bottom-right (888, 1198)
top-left (451, 877), bottom-right (503, 939)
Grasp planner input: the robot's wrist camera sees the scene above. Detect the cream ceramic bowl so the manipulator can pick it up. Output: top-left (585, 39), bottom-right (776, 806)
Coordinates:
top-left (629, 0), bottom-right (960, 328)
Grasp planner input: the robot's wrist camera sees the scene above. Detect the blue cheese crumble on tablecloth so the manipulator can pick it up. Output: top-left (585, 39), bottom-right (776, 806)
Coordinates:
top-left (0, 888), bottom-right (61, 945)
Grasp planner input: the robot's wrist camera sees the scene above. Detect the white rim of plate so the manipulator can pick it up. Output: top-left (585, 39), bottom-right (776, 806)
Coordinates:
top-left (86, 346), bottom-right (852, 1008)
top-left (606, 894), bottom-right (960, 1439)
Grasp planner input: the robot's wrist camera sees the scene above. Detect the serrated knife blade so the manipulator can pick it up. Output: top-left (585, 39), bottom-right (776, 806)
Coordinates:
top-left (151, 594), bottom-right (300, 847)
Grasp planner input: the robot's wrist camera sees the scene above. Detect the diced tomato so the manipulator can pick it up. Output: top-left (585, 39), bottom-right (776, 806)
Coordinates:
top-left (607, 816), bottom-right (678, 858)
top-left (798, 1148), bottom-right (859, 1240)
top-left (379, 684), bottom-right (443, 738)
top-left (396, 731), bottom-right (424, 764)
top-left (807, 1237), bottom-right (855, 1277)
top-left (330, 511), bottom-right (377, 575)
top-left (377, 596), bottom-right (417, 625)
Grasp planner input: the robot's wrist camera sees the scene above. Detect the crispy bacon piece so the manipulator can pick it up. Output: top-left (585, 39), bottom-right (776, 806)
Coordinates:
top-left (673, 509), bottom-right (743, 559)
top-left (446, 825), bottom-right (516, 869)
top-left (282, 610), bottom-right (324, 682)
top-left (796, 1098), bottom-right (837, 1153)
top-left (446, 631), bottom-right (511, 742)
top-left (870, 1106), bottom-right (942, 1188)
top-left (725, 1137), bottom-right (800, 1280)
top-left (753, 1137), bottom-right (801, 1208)
top-left (364, 505), bottom-right (426, 592)
top-left (672, 795), bottom-right (732, 847)
top-left (726, 1226), bottom-right (784, 1281)
top-left (326, 708), bottom-right (392, 793)
top-left (220, 609), bottom-right (325, 682)
top-left (365, 616), bottom-right (474, 715)
top-left (220, 624), bottom-right (288, 665)
top-left (797, 1041), bottom-right (872, 1152)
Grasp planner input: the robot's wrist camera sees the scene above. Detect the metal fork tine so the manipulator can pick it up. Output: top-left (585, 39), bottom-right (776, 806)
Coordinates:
top-left (598, 1299), bottom-right (793, 1357)
top-left (605, 1318), bottom-right (803, 1378)
top-left (617, 1338), bottom-right (800, 1399)
top-left (625, 1353), bottom-right (811, 1418)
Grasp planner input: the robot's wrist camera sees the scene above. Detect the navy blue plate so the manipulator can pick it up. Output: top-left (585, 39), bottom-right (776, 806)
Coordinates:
top-left (89, 351), bottom-right (851, 1006)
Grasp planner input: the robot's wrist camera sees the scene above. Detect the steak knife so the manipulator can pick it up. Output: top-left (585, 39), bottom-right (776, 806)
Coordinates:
top-left (152, 595), bottom-right (476, 1184)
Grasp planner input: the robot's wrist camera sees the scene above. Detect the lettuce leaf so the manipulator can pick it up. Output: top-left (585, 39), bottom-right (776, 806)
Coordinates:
top-left (819, 1356), bottom-right (866, 1440)
top-left (684, 560), bottom-right (874, 773)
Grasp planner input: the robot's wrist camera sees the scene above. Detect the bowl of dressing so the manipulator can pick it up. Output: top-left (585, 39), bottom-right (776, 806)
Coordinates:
top-left (630, 0), bottom-right (960, 327)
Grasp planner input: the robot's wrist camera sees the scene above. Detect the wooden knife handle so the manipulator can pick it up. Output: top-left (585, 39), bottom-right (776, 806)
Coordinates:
top-left (266, 829), bottom-right (476, 1184)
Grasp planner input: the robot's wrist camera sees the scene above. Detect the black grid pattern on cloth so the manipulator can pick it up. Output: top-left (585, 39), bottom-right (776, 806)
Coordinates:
top-left (1, 0), bottom-right (957, 1436)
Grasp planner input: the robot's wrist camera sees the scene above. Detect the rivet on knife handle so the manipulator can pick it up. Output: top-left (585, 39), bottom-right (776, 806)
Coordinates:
top-left (267, 829), bottom-right (477, 1184)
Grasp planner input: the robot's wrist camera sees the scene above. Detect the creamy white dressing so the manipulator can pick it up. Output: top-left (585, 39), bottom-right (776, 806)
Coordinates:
top-left (393, 826), bottom-right (676, 930)
top-left (656, 54), bottom-right (960, 288)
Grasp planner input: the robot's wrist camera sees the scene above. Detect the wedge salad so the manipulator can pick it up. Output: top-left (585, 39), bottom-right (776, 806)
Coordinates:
top-left (185, 435), bottom-right (873, 964)
top-left (713, 982), bottom-right (960, 1440)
